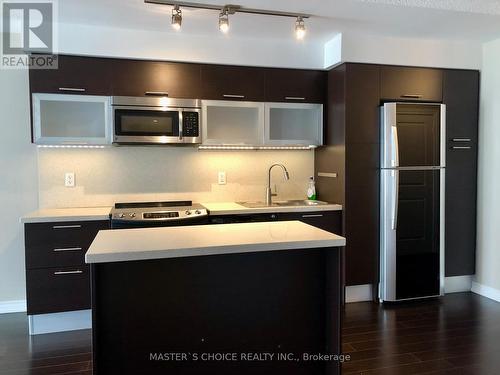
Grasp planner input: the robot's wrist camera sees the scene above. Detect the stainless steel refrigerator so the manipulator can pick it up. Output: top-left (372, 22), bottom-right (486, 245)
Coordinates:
top-left (379, 103), bottom-right (446, 302)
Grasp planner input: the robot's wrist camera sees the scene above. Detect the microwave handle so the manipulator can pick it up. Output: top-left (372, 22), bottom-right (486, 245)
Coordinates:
top-left (178, 111), bottom-right (183, 140)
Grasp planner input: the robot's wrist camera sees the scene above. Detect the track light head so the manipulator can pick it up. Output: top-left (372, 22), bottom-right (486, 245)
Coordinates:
top-left (171, 5), bottom-right (182, 30)
top-left (219, 8), bottom-right (229, 33)
top-left (295, 16), bottom-right (306, 40)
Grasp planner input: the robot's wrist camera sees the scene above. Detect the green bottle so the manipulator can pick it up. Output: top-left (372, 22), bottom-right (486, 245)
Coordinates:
top-left (307, 176), bottom-right (316, 200)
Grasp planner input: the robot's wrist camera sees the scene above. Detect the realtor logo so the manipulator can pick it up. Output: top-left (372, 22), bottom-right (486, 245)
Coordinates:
top-left (1, 0), bottom-right (58, 69)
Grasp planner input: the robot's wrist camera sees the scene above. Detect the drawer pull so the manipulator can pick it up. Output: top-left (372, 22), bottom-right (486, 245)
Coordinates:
top-left (52, 225), bottom-right (82, 229)
top-left (401, 94), bottom-right (423, 99)
top-left (302, 214), bottom-right (324, 218)
top-left (452, 146), bottom-right (472, 150)
top-left (223, 94), bottom-right (245, 99)
top-left (285, 96), bottom-right (306, 101)
top-left (54, 270), bottom-right (83, 275)
top-left (145, 91), bottom-right (169, 96)
top-left (452, 138), bottom-right (472, 142)
top-left (53, 247), bottom-right (83, 252)
top-left (58, 87), bottom-right (86, 92)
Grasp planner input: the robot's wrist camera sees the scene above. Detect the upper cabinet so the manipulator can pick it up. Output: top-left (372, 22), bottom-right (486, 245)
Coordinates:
top-left (200, 65), bottom-right (266, 101)
top-left (202, 100), bottom-right (264, 145)
top-left (33, 93), bottom-right (111, 145)
top-left (30, 55), bottom-right (111, 95)
top-left (265, 103), bottom-right (323, 146)
top-left (110, 59), bottom-right (202, 98)
top-left (265, 69), bottom-right (326, 103)
top-left (380, 66), bottom-right (443, 102)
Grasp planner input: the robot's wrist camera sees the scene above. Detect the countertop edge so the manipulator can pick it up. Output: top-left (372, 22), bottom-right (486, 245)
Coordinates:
top-left (85, 238), bottom-right (346, 264)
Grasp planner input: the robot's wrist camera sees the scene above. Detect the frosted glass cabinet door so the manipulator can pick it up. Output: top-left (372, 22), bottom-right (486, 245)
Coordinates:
top-left (202, 100), bottom-right (264, 145)
top-left (265, 103), bottom-right (323, 146)
top-left (33, 94), bottom-right (111, 145)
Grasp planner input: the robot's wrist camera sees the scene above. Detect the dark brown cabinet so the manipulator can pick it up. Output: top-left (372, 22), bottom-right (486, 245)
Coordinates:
top-left (200, 64), bottom-right (266, 101)
top-left (443, 69), bottom-right (479, 277)
top-left (380, 66), bottom-right (443, 102)
top-left (316, 63), bottom-right (380, 287)
top-left (265, 68), bottom-right (326, 103)
top-left (209, 210), bottom-right (342, 234)
top-left (110, 59), bottom-right (202, 98)
top-left (24, 220), bottom-right (109, 315)
top-left (29, 55), bottom-right (111, 95)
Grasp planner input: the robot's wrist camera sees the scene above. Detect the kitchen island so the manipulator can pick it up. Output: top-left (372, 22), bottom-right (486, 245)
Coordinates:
top-left (86, 221), bottom-right (346, 375)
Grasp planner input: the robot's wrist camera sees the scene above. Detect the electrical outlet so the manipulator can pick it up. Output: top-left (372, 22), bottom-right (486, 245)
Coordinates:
top-left (65, 172), bottom-right (75, 187)
top-left (218, 171), bottom-right (226, 185)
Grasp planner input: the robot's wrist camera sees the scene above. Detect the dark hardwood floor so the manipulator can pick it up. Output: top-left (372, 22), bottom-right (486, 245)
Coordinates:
top-left (0, 292), bottom-right (499, 374)
top-left (342, 292), bottom-right (500, 374)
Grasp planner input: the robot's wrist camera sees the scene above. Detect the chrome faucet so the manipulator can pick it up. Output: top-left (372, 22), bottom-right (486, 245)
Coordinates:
top-left (266, 163), bottom-right (290, 205)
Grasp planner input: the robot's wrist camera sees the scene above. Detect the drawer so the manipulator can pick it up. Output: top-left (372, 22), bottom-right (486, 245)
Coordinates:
top-left (25, 220), bottom-right (109, 269)
top-left (26, 265), bottom-right (90, 315)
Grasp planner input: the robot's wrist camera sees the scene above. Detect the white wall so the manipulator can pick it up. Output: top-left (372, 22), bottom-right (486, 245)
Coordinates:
top-left (0, 68), bottom-right (39, 308)
top-left (57, 23), bottom-right (325, 69)
top-left (474, 38), bottom-right (500, 298)
top-left (325, 32), bottom-right (482, 69)
top-left (37, 148), bottom-right (314, 208)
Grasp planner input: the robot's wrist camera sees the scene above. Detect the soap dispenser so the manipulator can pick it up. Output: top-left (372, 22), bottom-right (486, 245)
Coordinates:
top-left (307, 176), bottom-right (316, 200)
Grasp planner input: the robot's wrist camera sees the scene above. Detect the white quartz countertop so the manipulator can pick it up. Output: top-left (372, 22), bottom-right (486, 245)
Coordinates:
top-left (201, 202), bottom-right (343, 215)
top-left (21, 207), bottom-right (112, 223)
top-left (85, 221), bottom-right (346, 264)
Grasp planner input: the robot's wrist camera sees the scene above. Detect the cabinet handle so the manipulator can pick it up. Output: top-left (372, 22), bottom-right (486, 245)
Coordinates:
top-left (145, 91), bottom-right (169, 96)
top-left (452, 146), bottom-right (472, 150)
top-left (52, 225), bottom-right (82, 229)
top-left (452, 138), bottom-right (472, 142)
top-left (54, 270), bottom-right (83, 275)
top-left (317, 172), bottom-right (337, 178)
top-left (285, 96), bottom-right (306, 101)
top-left (302, 214), bottom-right (324, 218)
top-left (58, 87), bottom-right (86, 92)
top-left (401, 94), bottom-right (423, 99)
top-left (53, 247), bottom-right (82, 252)
top-left (222, 94), bottom-right (245, 99)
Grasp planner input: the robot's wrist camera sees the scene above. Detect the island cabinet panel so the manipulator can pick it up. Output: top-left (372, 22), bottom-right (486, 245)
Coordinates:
top-left (443, 69), bottom-right (479, 276)
top-left (92, 248), bottom-right (341, 375)
top-left (110, 59), bottom-right (202, 98)
top-left (380, 66), bottom-right (443, 102)
top-left (265, 68), bottom-right (326, 103)
top-left (200, 64), bottom-right (266, 101)
top-left (24, 220), bottom-right (109, 315)
top-left (29, 55), bottom-right (112, 95)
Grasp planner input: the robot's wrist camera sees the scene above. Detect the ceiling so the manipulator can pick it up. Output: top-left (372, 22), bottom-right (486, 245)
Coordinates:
top-left (57, 0), bottom-right (500, 43)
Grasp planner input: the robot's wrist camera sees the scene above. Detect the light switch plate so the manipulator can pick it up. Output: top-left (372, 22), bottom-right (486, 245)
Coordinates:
top-left (218, 171), bottom-right (226, 185)
top-left (65, 172), bottom-right (75, 187)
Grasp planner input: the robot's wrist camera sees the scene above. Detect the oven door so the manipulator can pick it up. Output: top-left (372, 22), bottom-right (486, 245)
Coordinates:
top-left (113, 106), bottom-right (182, 144)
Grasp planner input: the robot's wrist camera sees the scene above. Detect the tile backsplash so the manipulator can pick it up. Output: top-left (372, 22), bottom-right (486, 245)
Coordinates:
top-left (37, 147), bottom-right (314, 208)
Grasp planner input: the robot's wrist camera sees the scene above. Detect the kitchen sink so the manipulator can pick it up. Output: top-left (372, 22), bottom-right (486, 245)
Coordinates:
top-left (238, 200), bottom-right (329, 208)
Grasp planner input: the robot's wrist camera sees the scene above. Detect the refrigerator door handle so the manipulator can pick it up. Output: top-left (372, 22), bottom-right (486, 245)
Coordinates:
top-left (392, 169), bottom-right (399, 230)
top-left (392, 126), bottom-right (400, 168)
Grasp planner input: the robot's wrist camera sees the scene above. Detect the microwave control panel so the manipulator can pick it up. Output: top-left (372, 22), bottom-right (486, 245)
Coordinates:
top-left (182, 111), bottom-right (199, 137)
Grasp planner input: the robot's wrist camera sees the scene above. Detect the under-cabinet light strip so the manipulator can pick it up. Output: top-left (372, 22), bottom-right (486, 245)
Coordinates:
top-left (37, 145), bottom-right (107, 149)
top-left (198, 145), bottom-right (316, 151)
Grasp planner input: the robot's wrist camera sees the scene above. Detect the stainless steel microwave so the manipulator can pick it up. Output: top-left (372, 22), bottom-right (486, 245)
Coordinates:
top-left (111, 96), bottom-right (201, 145)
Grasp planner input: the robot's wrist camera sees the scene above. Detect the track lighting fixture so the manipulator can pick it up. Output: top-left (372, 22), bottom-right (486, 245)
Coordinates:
top-left (219, 8), bottom-right (229, 33)
top-left (171, 5), bottom-right (182, 30)
top-left (146, 1), bottom-right (310, 40)
top-left (295, 16), bottom-right (306, 40)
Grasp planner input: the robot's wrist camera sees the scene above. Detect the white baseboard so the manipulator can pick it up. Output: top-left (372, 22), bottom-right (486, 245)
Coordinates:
top-left (28, 310), bottom-right (91, 335)
top-left (0, 299), bottom-right (27, 314)
top-left (471, 281), bottom-right (500, 303)
top-left (345, 284), bottom-right (373, 303)
top-left (444, 275), bottom-right (473, 293)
